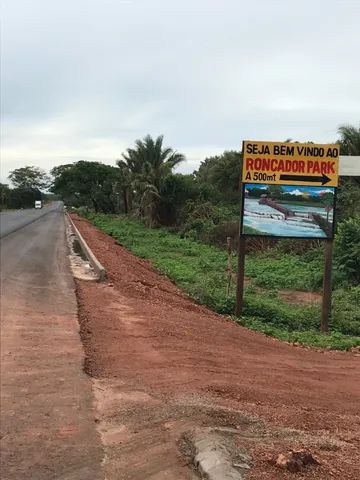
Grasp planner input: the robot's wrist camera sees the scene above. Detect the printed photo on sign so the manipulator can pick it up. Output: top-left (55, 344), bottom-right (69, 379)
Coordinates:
top-left (241, 183), bottom-right (335, 239)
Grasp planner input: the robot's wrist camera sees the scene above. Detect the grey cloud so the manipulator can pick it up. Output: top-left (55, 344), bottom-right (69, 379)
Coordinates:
top-left (1, 0), bottom-right (360, 182)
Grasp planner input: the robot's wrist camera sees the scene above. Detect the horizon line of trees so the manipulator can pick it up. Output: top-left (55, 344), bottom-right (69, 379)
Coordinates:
top-left (0, 166), bottom-right (51, 211)
top-left (1, 124), bottom-right (359, 226)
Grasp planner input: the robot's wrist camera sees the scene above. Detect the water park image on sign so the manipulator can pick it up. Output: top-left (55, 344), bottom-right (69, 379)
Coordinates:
top-left (241, 184), bottom-right (336, 238)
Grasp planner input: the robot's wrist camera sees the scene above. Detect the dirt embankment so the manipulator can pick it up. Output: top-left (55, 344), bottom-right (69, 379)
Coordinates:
top-left (72, 214), bottom-right (360, 480)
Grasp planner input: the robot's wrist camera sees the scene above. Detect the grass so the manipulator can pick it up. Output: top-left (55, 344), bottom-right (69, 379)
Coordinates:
top-left (246, 250), bottom-right (324, 291)
top-left (236, 317), bottom-right (359, 350)
top-left (81, 212), bottom-right (360, 350)
top-left (242, 225), bottom-right (263, 235)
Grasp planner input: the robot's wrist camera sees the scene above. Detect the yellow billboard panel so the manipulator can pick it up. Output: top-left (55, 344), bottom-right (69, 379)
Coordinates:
top-left (242, 141), bottom-right (339, 187)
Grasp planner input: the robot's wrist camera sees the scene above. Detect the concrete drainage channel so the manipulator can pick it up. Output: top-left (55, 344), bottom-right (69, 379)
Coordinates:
top-left (64, 213), bottom-right (252, 480)
top-left (190, 428), bottom-right (252, 480)
top-left (65, 213), bottom-right (106, 282)
top-left (65, 213), bottom-right (251, 479)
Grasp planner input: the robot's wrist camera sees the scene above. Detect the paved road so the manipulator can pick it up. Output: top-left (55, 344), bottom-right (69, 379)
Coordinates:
top-left (0, 203), bottom-right (61, 238)
top-left (0, 203), bottom-right (103, 480)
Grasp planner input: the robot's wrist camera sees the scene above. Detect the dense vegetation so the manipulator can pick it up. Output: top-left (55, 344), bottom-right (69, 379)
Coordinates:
top-left (3, 123), bottom-right (359, 348)
top-left (0, 166), bottom-right (50, 210)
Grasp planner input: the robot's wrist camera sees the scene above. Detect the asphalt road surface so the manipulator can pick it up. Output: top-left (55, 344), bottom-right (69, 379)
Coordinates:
top-left (0, 203), bottom-right (103, 480)
top-left (0, 203), bottom-right (61, 238)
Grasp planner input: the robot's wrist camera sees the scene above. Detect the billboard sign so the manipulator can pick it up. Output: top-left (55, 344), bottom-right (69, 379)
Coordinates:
top-left (241, 141), bottom-right (339, 239)
top-left (242, 141), bottom-right (339, 187)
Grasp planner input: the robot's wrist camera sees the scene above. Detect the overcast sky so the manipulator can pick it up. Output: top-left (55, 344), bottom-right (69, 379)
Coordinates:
top-left (1, 0), bottom-right (359, 183)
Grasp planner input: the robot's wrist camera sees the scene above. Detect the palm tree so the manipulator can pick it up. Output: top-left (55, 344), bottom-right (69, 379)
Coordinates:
top-left (337, 123), bottom-right (360, 155)
top-left (115, 160), bottom-right (134, 214)
top-left (119, 135), bottom-right (184, 226)
top-left (337, 123), bottom-right (360, 190)
top-left (320, 192), bottom-right (334, 223)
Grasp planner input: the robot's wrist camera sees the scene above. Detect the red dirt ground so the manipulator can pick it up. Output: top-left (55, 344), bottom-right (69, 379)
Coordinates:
top-left (72, 214), bottom-right (360, 480)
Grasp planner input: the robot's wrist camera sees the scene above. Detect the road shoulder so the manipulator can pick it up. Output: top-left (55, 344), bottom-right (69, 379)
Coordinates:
top-left (1, 207), bottom-right (104, 480)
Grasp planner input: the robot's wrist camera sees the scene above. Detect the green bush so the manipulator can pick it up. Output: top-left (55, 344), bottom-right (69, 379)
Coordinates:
top-left (243, 293), bottom-right (320, 331)
top-left (245, 251), bottom-right (323, 291)
top-left (334, 216), bottom-right (360, 285)
top-left (331, 287), bottom-right (360, 336)
top-left (180, 202), bottom-right (239, 245)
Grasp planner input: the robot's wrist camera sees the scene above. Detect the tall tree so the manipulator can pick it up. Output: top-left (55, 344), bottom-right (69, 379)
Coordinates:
top-left (51, 161), bottom-right (120, 213)
top-left (195, 151), bottom-right (242, 204)
top-left (50, 164), bottom-right (73, 179)
top-left (0, 183), bottom-right (10, 211)
top-left (268, 185), bottom-right (283, 200)
top-left (336, 123), bottom-right (360, 220)
top-left (120, 135), bottom-right (185, 226)
top-left (337, 123), bottom-right (360, 155)
top-left (320, 192), bottom-right (335, 223)
top-left (115, 160), bottom-right (133, 214)
top-left (8, 166), bottom-right (50, 190)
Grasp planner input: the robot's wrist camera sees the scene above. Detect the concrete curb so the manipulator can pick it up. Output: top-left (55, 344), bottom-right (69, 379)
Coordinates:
top-left (191, 428), bottom-right (251, 480)
top-left (66, 212), bottom-right (107, 282)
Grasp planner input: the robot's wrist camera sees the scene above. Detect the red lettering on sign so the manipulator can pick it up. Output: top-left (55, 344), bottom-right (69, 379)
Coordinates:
top-left (262, 158), bottom-right (271, 170)
top-left (246, 158), bottom-right (254, 170)
top-left (245, 158), bottom-right (334, 177)
top-left (285, 160), bottom-right (293, 172)
top-left (255, 158), bottom-right (262, 170)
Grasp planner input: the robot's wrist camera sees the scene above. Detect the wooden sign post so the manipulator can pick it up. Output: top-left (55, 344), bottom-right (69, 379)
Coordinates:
top-left (321, 240), bottom-right (333, 332)
top-left (235, 235), bottom-right (246, 317)
top-left (235, 149), bottom-right (245, 317)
